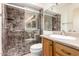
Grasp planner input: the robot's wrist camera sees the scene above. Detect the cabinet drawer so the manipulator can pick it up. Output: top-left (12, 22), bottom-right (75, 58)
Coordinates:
top-left (55, 42), bottom-right (79, 56)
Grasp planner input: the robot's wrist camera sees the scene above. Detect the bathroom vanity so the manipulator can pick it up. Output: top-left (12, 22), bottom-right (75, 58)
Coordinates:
top-left (41, 35), bottom-right (79, 56)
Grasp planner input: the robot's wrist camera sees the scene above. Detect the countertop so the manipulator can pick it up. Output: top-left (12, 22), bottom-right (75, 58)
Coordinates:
top-left (40, 35), bottom-right (79, 50)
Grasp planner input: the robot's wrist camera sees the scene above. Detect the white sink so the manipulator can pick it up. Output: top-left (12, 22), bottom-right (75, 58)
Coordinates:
top-left (49, 34), bottom-right (77, 40)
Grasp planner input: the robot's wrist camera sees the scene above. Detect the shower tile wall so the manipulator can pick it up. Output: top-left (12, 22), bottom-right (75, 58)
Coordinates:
top-left (3, 5), bottom-right (31, 56)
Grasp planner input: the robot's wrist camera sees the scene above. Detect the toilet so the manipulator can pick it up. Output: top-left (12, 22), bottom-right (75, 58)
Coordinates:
top-left (30, 43), bottom-right (42, 56)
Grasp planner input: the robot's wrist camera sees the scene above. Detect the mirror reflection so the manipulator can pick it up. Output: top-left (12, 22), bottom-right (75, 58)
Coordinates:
top-left (44, 11), bottom-right (61, 31)
top-left (44, 4), bottom-right (79, 32)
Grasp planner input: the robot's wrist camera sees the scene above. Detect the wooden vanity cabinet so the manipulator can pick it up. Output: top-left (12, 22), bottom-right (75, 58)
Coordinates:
top-left (55, 42), bottom-right (79, 56)
top-left (42, 38), bottom-right (79, 56)
top-left (42, 38), bottom-right (55, 56)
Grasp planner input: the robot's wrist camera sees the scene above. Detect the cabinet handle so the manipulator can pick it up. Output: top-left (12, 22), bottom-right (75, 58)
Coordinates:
top-left (61, 49), bottom-right (71, 55)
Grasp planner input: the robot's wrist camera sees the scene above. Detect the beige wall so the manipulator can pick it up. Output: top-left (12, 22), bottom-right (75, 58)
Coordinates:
top-left (0, 3), bottom-right (2, 56)
top-left (72, 8), bottom-right (79, 32)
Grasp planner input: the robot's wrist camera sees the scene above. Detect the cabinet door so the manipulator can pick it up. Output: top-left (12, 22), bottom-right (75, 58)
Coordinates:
top-left (42, 38), bottom-right (53, 56)
top-left (55, 42), bottom-right (79, 56)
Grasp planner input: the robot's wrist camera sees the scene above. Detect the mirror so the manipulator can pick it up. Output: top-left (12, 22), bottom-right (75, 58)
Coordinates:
top-left (44, 15), bottom-right (53, 31)
top-left (44, 3), bottom-right (79, 32)
top-left (43, 11), bottom-right (61, 31)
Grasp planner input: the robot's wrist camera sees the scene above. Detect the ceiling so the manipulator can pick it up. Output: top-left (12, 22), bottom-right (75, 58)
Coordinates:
top-left (8, 3), bottom-right (57, 11)
top-left (7, 3), bottom-right (72, 15)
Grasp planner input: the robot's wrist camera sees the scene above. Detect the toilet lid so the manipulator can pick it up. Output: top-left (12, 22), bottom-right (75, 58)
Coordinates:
top-left (31, 43), bottom-right (42, 50)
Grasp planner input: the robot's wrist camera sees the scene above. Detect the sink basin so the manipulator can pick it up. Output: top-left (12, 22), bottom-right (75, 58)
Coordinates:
top-left (49, 34), bottom-right (77, 40)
